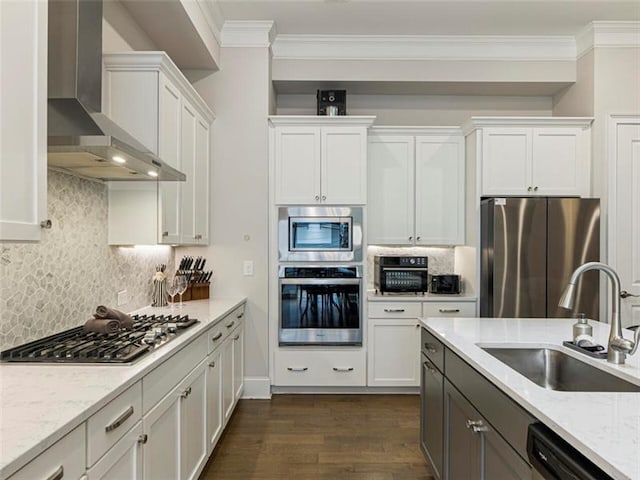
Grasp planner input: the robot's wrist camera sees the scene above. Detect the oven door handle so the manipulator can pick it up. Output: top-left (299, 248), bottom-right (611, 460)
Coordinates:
top-left (280, 278), bottom-right (361, 286)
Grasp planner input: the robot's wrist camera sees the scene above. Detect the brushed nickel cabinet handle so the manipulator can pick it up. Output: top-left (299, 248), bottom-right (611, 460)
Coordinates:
top-left (424, 361), bottom-right (437, 374)
top-left (46, 466), bottom-right (64, 480)
top-left (211, 332), bottom-right (223, 341)
top-left (226, 321), bottom-right (235, 329)
top-left (439, 308), bottom-right (460, 313)
top-left (315, 195), bottom-right (320, 201)
top-left (384, 308), bottom-right (405, 313)
top-left (162, 231), bottom-right (169, 237)
top-left (424, 343), bottom-right (438, 354)
top-left (321, 195), bottom-right (326, 201)
top-left (105, 406), bottom-right (134, 433)
top-left (194, 234), bottom-right (202, 240)
top-left (417, 236), bottom-right (421, 241)
top-left (138, 434), bottom-right (148, 445)
top-left (181, 387), bottom-right (192, 399)
top-left (333, 367), bottom-right (354, 372)
top-left (534, 186), bottom-right (539, 191)
top-left (233, 334), bottom-right (240, 340)
top-left (209, 361), bottom-right (216, 368)
top-left (40, 219), bottom-right (52, 229)
top-left (466, 419), bottom-right (489, 433)
top-left (237, 312), bottom-right (244, 319)
top-left (527, 186), bottom-right (532, 192)
top-left (287, 367), bottom-right (308, 372)
top-left (409, 236), bottom-right (413, 241)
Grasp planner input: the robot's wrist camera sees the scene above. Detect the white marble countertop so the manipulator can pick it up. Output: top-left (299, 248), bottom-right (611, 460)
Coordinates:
top-left (0, 297), bottom-right (246, 479)
top-left (420, 316), bottom-right (640, 480)
top-left (368, 290), bottom-right (477, 302)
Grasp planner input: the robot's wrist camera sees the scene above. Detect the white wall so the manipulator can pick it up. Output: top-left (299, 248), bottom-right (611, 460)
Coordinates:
top-left (102, 0), bottom-right (156, 52)
top-left (178, 47), bottom-right (272, 396)
top-left (552, 51), bottom-right (595, 117)
top-left (277, 94), bottom-right (553, 125)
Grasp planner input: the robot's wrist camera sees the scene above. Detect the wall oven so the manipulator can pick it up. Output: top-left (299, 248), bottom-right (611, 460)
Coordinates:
top-left (279, 266), bottom-right (363, 346)
top-left (278, 206), bottom-right (363, 262)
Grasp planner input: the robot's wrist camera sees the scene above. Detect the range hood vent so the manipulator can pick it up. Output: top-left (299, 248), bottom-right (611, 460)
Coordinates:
top-left (47, 0), bottom-right (185, 181)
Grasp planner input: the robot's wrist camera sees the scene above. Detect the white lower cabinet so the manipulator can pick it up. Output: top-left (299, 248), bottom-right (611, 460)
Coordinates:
top-left (274, 349), bottom-right (366, 386)
top-left (87, 422), bottom-right (144, 480)
top-left (179, 360), bottom-right (207, 480)
top-left (206, 348), bottom-right (223, 452)
top-left (233, 324), bottom-right (245, 400)
top-left (221, 331), bottom-right (235, 423)
top-left (368, 318), bottom-right (422, 387)
top-left (7, 424), bottom-right (86, 480)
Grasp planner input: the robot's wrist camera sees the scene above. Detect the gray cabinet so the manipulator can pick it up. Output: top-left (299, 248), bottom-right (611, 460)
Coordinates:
top-left (420, 354), bottom-right (444, 480)
top-left (421, 327), bottom-right (533, 480)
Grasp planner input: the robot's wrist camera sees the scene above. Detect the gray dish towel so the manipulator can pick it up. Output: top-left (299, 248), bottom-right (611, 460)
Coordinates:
top-left (95, 306), bottom-right (134, 329)
top-left (84, 318), bottom-right (121, 334)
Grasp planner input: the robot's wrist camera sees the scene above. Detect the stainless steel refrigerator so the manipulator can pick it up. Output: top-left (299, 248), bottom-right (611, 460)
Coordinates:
top-left (480, 197), bottom-right (600, 319)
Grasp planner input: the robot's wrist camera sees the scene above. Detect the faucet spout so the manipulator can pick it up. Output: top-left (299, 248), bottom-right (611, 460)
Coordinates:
top-left (558, 262), bottom-right (637, 364)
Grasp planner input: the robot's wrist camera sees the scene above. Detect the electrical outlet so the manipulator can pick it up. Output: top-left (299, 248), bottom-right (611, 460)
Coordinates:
top-left (117, 290), bottom-right (128, 306)
top-left (243, 260), bottom-right (254, 276)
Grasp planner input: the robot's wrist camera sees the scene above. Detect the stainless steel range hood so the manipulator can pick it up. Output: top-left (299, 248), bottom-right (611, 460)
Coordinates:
top-left (47, 0), bottom-right (185, 181)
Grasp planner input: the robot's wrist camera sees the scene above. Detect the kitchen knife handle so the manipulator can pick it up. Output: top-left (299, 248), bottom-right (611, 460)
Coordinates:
top-left (105, 406), bottom-right (134, 432)
top-left (46, 466), bottom-right (64, 480)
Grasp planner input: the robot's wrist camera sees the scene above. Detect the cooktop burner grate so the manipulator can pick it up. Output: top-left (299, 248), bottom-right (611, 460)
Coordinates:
top-left (0, 314), bottom-right (199, 364)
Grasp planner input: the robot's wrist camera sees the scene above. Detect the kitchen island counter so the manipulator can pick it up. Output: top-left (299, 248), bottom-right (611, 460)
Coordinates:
top-left (0, 297), bottom-right (246, 479)
top-left (420, 316), bottom-right (640, 480)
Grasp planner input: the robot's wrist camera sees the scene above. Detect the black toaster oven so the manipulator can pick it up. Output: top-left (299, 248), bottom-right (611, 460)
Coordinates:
top-left (374, 256), bottom-right (428, 294)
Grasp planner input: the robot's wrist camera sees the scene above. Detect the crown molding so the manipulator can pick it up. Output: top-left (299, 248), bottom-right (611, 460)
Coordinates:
top-left (221, 21), bottom-right (277, 47)
top-left (461, 116), bottom-right (594, 136)
top-left (268, 115), bottom-right (376, 127)
top-left (576, 21), bottom-right (640, 58)
top-left (197, 0), bottom-right (224, 44)
top-left (272, 34), bottom-right (576, 62)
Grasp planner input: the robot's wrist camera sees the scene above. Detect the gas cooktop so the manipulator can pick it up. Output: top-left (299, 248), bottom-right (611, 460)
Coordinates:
top-left (0, 314), bottom-right (198, 364)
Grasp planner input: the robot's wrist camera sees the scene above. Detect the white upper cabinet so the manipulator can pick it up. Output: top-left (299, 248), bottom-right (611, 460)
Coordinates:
top-left (270, 116), bottom-right (375, 205)
top-left (104, 52), bottom-right (214, 246)
top-left (0, 0), bottom-right (47, 241)
top-left (368, 128), bottom-right (465, 246)
top-left (466, 118), bottom-right (593, 197)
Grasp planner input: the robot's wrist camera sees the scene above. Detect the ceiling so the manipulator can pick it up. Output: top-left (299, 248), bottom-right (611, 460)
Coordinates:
top-left (215, 0), bottom-right (640, 36)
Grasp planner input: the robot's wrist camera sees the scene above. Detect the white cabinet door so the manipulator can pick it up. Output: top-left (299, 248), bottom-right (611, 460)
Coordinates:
top-left (321, 127), bottom-right (367, 204)
top-left (142, 387), bottom-right (180, 480)
top-left (194, 117), bottom-right (210, 244)
top-left (274, 127), bottom-right (320, 204)
top-left (180, 361), bottom-right (207, 480)
top-left (368, 136), bottom-right (415, 245)
top-left (481, 128), bottom-right (531, 196)
top-left (368, 319), bottom-right (422, 387)
top-left (531, 127), bottom-right (589, 196)
top-left (206, 348), bottom-right (223, 452)
top-left (221, 334), bottom-right (235, 423)
top-left (87, 422), bottom-right (143, 480)
top-left (158, 74), bottom-right (181, 168)
top-left (232, 323), bottom-right (245, 401)
top-left (0, 0), bottom-right (47, 241)
top-left (415, 135), bottom-right (465, 245)
top-left (180, 100), bottom-right (197, 244)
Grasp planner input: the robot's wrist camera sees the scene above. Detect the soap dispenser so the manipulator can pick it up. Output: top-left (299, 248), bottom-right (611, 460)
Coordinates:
top-left (573, 313), bottom-right (593, 344)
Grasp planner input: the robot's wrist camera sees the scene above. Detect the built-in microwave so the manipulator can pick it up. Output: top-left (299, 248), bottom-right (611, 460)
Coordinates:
top-left (278, 207), bottom-right (363, 262)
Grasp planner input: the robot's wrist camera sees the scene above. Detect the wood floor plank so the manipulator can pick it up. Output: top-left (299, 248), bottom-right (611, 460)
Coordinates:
top-left (199, 394), bottom-right (434, 480)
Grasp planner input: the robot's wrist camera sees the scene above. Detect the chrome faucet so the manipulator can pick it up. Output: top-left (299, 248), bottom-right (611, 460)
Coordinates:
top-left (559, 262), bottom-right (640, 364)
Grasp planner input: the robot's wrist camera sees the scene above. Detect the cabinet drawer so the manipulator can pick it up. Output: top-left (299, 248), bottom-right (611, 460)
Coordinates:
top-left (8, 424), bottom-right (85, 480)
top-left (368, 302), bottom-right (422, 318)
top-left (87, 381), bottom-right (142, 467)
top-left (274, 349), bottom-right (366, 386)
top-left (207, 325), bottom-right (225, 353)
top-left (220, 305), bottom-right (245, 335)
top-left (445, 349), bottom-right (535, 462)
top-left (143, 334), bottom-right (207, 413)
top-left (422, 301), bottom-right (476, 318)
top-left (421, 328), bottom-right (444, 373)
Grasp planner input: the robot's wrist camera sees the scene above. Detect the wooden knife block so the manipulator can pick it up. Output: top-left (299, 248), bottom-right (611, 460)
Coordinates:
top-left (168, 282), bottom-right (210, 302)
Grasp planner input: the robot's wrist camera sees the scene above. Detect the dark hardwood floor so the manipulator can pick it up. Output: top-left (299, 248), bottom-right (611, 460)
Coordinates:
top-left (199, 394), bottom-right (433, 480)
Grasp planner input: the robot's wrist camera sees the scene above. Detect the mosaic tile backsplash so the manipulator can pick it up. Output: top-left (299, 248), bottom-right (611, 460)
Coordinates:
top-left (0, 170), bottom-right (173, 350)
top-left (366, 245), bottom-right (455, 290)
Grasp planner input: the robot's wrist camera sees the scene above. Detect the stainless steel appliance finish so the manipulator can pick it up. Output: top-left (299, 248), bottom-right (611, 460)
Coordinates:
top-left (481, 346), bottom-right (640, 392)
top-left (278, 207), bottom-right (363, 262)
top-left (374, 256), bottom-right (428, 294)
top-left (47, 0), bottom-right (185, 181)
top-left (0, 314), bottom-right (198, 364)
top-left (279, 265), bottom-right (363, 345)
top-left (480, 197), bottom-right (600, 319)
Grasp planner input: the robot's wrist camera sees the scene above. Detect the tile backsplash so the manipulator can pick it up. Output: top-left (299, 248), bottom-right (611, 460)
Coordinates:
top-left (366, 245), bottom-right (455, 290)
top-left (0, 170), bottom-right (173, 350)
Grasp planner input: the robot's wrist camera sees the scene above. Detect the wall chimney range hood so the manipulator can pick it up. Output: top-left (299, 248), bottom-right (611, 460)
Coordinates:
top-left (47, 0), bottom-right (185, 181)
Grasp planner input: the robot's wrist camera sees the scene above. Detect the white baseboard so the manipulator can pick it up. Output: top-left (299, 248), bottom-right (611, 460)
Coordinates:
top-left (241, 376), bottom-right (272, 399)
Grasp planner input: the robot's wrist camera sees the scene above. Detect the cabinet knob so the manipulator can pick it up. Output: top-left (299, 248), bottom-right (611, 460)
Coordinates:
top-left (209, 361), bottom-right (216, 368)
top-left (527, 186), bottom-right (532, 192)
top-left (409, 236), bottom-right (413, 241)
top-left (424, 343), bottom-right (437, 354)
top-left (40, 219), bottom-right (52, 229)
top-left (180, 386), bottom-right (192, 399)
top-left (162, 231), bottom-right (169, 237)
top-left (466, 419), bottom-right (489, 433)
top-left (416, 236), bottom-right (421, 241)
top-left (315, 195), bottom-right (320, 201)
top-left (534, 186), bottom-right (539, 191)
top-left (138, 434), bottom-right (148, 445)
top-left (233, 334), bottom-right (240, 340)
top-left (195, 234), bottom-right (202, 240)
top-left (321, 195), bottom-right (326, 201)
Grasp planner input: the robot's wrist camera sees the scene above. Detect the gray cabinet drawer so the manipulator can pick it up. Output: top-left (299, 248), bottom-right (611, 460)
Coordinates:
top-left (445, 348), bottom-right (535, 462)
top-left (421, 328), bottom-right (444, 372)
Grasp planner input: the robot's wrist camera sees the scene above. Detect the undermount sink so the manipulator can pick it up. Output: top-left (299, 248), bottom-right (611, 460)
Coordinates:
top-left (481, 346), bottom-right (640, 392)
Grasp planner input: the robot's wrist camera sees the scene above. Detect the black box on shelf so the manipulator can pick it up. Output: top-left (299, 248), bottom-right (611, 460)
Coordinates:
top-left (317, 90), bottom-right (346, 115)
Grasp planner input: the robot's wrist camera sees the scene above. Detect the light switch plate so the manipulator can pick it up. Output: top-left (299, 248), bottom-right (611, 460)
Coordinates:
top-left (117, 290), bottom-right (128, 306)
top-left (243, 260), bottom-right (254, 276)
